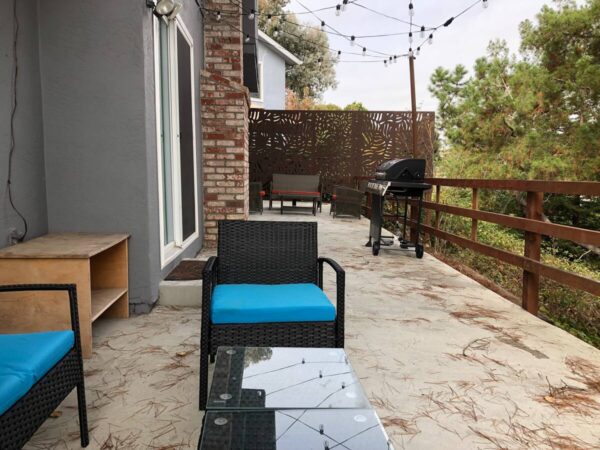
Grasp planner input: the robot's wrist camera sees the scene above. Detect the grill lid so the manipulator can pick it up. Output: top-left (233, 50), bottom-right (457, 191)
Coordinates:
top-left (375, 158), bottom-right (426, 181)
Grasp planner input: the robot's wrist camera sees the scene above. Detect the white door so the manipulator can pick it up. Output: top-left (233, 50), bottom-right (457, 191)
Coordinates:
top-left (154, 17), bottom-right (199, 267)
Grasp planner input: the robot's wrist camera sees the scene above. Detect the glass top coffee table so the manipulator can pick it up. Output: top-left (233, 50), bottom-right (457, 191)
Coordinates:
top-left (200, 409), bottom-right (392, 449)
top-left (199, 347), bottom-right (394, 450)
top-left (206, 347), bottom-right (370, 410)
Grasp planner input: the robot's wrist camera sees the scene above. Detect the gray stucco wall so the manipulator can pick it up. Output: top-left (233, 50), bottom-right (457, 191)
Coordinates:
top-left (33, 0), bottom-right (203, 312)
top-left (253, 40), bottom-right (287, 110)
top-left (0, 0), bottom-right (48, 245)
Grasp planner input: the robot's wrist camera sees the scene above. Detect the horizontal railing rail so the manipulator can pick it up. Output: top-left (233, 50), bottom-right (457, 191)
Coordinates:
top-left (356, 176), bottom-right (600, 315)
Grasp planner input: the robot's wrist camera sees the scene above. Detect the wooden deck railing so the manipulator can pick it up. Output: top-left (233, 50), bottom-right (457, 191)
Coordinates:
top-left (357, 177), bottom-right (600, 316)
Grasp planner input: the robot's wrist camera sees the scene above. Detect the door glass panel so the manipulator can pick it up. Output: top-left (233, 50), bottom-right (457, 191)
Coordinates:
top-left (159, 21), bottom-right (174, 244)
top-left (177, 29), bottom-right (196, 241)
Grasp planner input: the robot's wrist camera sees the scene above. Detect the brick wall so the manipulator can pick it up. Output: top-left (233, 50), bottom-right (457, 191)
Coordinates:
top-left (200, 0), bottom-right (250, 247)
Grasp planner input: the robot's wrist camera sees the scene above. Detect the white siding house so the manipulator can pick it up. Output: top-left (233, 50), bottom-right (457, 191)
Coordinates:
top-left (251, 30), bottom-right (302, 110)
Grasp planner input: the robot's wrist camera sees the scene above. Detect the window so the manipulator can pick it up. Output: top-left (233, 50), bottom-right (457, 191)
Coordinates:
top-left (154, 17), bottom-right (199, 267)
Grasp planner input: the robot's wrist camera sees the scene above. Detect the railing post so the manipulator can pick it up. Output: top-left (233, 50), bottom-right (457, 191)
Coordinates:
top-left (522, 191), bottom-right (543, 315)
top-left (434, 185), bottom-right (441, 229)
top-left (471, 188), bottom-right (478, 241)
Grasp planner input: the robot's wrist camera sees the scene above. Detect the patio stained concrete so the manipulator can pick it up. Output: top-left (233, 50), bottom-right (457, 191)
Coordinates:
top-left (26, 204), bottom-right (600, 449)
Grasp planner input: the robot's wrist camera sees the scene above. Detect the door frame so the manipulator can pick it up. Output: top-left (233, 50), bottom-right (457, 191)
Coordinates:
top-left (153, 16), bottom-right (200, 268)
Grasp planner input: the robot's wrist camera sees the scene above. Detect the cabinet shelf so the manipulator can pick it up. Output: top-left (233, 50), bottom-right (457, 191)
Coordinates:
top-left (91, 288), bottom-right (128, 322)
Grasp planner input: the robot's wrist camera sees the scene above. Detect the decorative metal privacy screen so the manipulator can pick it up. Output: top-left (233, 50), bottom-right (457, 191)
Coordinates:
top-left (249, 109), bottom-right (435, 193)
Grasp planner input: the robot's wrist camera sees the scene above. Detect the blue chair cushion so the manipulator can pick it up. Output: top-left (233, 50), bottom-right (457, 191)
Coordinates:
top-left (211, 283), bottom-right (336, 324)
top-left (0, 371), bottom-right (35, 415)
top-left (0, 331), bottom-right (74, 382)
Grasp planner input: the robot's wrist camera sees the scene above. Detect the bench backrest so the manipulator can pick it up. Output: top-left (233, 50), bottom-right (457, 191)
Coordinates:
top-left (217, 220), bottom-right (318, 285)
top-left (272, 174), bottom-right (320, 193)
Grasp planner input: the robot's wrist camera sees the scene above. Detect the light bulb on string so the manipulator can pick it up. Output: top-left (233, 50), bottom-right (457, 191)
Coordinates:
top-left (393, 55), bottom-right (397, 64)
top-left (321, 21), bottom-right (325, 31)
top-left (267, 14), bottom-right (272, 24)
top-left (408, 3), bottom-right (414, 17)
top-left (428, 33), bottom-right (433, 45)
top-left (216, 11), bottom-right (221, 21)
top-left (317, 57), bottom-right (323, 66)
top-left (384, 60), bottom-right (388, 68)
top-left (342, 0), bottom-right (348, 11)
top-left (335, 4), bottom-right (341, 16)
top-left (389, 56), bottom-right (393, 65)
top-left (248, 9), bottom-right (255, 20)
top-left (362, 47), bottom-right (366, 56)
top-left (336, 50), bottom-right (341, 60)
top-left (420, 25), bottom-right (425, 39)
top-left (408, 32), bottom-right (413, 44)
top-left (245, 34), bottom-right (250, 43)
top-left (416, 47), bottom-right (420, 56)
top-left (273, 27), bottom-right (279, 37)
top-left (350, 35), bottom-right (355, 46)
top-left (482, 0), bottom-right (489, 8)
top-left (408, 48), bottom-right (414, 58)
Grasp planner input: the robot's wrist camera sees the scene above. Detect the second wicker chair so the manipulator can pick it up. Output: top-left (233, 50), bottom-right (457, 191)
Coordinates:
top-left (199, 220), bottom-right (345, 409)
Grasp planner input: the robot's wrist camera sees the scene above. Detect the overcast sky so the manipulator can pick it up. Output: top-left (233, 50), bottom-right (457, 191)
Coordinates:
top-left (285, 0), bottom-right (552, 111)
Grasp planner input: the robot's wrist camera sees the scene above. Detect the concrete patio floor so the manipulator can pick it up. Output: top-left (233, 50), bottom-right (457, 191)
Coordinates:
top-left (26, 204), bottom-right (600, 449)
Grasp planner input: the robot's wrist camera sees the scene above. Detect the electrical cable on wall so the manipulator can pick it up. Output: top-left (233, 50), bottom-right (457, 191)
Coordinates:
top-left (6, 0), bottom-right (28, 243)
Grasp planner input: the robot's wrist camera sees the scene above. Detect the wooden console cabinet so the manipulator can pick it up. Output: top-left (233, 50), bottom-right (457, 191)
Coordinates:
top-left (0, 233), bottom-right (129, 358)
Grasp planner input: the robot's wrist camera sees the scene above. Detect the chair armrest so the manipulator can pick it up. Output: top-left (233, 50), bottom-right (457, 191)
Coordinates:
top-left (318, 257), bottom-right (345, 307)
top-left (202, 257), bottom-right (219, 317)
top-left (0, 284), bottom-right (82, 355)
top-left (318, 258), bottom-right (345, 347)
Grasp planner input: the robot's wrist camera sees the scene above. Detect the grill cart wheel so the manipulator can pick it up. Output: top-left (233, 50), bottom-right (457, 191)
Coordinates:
top-left (372, 241), bottom-right (380, 256)
top-left (415, 244), bottom-right (424, 259)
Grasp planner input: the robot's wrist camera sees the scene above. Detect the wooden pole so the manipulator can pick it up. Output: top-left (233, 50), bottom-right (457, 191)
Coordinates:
top-left (409, 55), bottom-right (418, 155)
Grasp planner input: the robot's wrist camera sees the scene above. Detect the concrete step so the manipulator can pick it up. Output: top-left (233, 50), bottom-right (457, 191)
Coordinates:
top-left (158, 279), bottom-right (202, 307)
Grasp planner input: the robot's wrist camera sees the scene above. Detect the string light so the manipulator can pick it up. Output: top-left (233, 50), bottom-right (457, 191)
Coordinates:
top-left (248, 9), bottom-right (255, 20)
top-left (350, 35), bottom-right (356, 46)
top-left (362, 47), bottom-right (366, 56)
top-left (318, 57), bottom-right (323, 66)
top-left (245, 34), bottom-right (250, 43)
top-left (428, 33), bottom-right (433, 44)
top-left (408, 48), bottom-right (414, 57)
top-left (273, 26), bottom-right (279, 37)
top-left (216, 10), bottom-right (221, 21)
top-left (420, 25), bottom-right (425, 38)
top-left (482, 0), bottom-right (489, 8)
top-left (408, 2), bottom-right (414, 17)
top-left (335, 4), bottom-right (341, 16)
top-left (321, 20), bottom-right (325, 31)
top-left (342, 0), bottom-right (349, 11)
top-left (416, 46), bottom-right (420, 56)
top-left (408, 31), bottom-right (413, 44)
top-left (384, 59), bottom-right (388, 68)
top-left (267, 14), bottom-right (272, 23)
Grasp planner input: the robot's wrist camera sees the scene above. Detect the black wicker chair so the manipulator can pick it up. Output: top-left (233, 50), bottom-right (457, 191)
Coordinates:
top-left (330, 185), bottom-right (364, 219)
top-left (199, 221), bottom-right (345, 409)
top-left (0, 284), bottom-right (89, 449)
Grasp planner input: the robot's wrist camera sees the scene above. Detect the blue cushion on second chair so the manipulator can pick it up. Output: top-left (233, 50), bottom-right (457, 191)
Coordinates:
top-left (0, 331), bottom-right (75, 382)
top-left (211, 283), bottom-right (336, 324)
top-left (0, 371), bottom-right (36, 415)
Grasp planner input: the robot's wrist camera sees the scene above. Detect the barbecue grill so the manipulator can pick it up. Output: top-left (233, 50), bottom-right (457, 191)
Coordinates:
top-left (365, 158), bottom-right (432, 257)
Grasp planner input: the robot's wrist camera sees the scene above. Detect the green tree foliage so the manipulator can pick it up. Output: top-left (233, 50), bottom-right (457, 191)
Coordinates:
top-left (258, 0), bottom-right (337, 100)
top-left (344, 101), bottom-right (368, 111)
top-left (430, 0), bottom-right (600, 182)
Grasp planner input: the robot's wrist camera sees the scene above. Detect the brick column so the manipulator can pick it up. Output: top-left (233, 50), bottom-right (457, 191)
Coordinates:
top-left (201, 0), bottom-right (250, 247)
